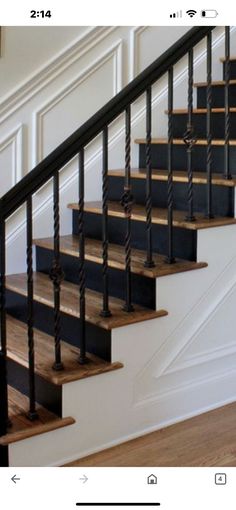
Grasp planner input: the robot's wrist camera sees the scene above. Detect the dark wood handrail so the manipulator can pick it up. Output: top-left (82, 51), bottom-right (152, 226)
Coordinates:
top-left (0, 26), bottom-right (214, 220)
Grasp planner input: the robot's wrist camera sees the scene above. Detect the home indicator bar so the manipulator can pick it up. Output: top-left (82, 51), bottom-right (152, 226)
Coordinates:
top-left (76, 504), bottom-right (161, 507)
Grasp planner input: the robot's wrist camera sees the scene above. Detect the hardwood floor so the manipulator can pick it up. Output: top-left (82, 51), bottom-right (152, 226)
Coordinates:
top-left (64, 402), bottom-right (236, 467)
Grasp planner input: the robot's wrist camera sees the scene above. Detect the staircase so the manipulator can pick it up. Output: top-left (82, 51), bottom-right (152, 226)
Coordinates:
top-left (1, 26), bottom-right (236, 467)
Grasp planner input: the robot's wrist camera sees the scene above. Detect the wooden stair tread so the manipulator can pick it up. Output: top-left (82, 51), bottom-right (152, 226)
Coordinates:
top-left (6, 272), bottom-right (167, 330)
top-left (194, 79), bottom-right (236, 87)
top-left (135, 138), bottom-right (236, 146)
top-left (0, 386), bottom-right (75, 446)
top-left (165, 108), bottom-right (236, 114)
top-left (34, 235), bottom-right (207, 278)
top-left (68, 201), bottom-right (236, 231)
top-left (220, 56), bottom-right (236, 62)
top-left (108, 168), bottom-right (236, 187)
top-left (6, 315), bottom-right (123, 385)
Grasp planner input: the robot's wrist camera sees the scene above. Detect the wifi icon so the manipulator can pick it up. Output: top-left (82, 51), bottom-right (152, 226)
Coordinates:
top-left (186, 9), bottom-right (197, 17)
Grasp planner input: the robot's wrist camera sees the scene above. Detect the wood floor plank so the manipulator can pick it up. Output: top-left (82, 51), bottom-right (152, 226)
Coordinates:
top-left (6, 273), bottom-right (167, 330)
top-left (108, 168), bottom-right (236, 186)
top-left (68, 201), bottom-right (236, 230)
top-left (6, 315), bottom-right (123, 385)
top-left (64, 402), bottom-right (236, 467)
top-left (0, 386), bottom-right (75, 446)
top-left (34, 235), bottom-right (207, 278)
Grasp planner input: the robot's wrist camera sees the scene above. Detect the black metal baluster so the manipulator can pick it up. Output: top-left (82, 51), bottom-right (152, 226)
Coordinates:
top-left (144, 86), bottom-right (155, 268)
top-left (224, 26), bottom-right (232, 180)
top-left (121, 105), bottom-right (134, 311)
top-left (205, 32), bottom-right (214, 218)
top-left (0, 217), bottom-right (9, 437)
top-left (78, 150), bottom-right (87, 363)
top-left (183, 48), bottom-right (197, 221)
top-left (49, 172), bottom-right (64, 371)
top-left (26, 197), bottom-right (38, 420)
top-left (166, 67), bottom-right (175, 264)
top-left (100, 127), bottom-right (112, 317)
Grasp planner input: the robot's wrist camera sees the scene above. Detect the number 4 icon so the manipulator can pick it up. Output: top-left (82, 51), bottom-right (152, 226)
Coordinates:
top-left (215, 473), bottom-right (227, 485)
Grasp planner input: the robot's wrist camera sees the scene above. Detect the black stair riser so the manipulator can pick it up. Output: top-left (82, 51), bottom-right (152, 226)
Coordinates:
top-left (197, 84), bottom-right (236, 108)
top-left (139, 143), bottom-right (236, 173)
top-left (36, 247), bottom-right (156, 310)
top-left (73, 211), bottom-right (197, 261)
top-left (0, 446), bottom-right (8, 467)
top-left (172, 112), bottom-right (236, 139)
top-left (223, 61), bottom-right (236, 80)
top-left (7, 358), bottom-right (62, 417)
top-left (108, 176), bottom-right (234, 217)
top-left (6, 290), bottom-right (111, 362)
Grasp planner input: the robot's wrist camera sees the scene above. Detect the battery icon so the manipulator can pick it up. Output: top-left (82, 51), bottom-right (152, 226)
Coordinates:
top-left (201, 9), bottom-right (218, 17)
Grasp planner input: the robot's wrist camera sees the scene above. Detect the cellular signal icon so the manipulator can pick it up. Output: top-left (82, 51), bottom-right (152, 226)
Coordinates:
top-left (170, 10), bottom-right (182, 18)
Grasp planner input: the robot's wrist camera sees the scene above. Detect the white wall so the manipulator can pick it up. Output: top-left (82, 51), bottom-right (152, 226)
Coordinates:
top-left (0, 27), bottom-right (89, 99)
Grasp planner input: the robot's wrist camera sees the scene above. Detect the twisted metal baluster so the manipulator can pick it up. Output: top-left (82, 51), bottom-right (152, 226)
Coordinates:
top-left (78, 150), bottom-right (88, 363)
top-left (26, 197), bottom-right (38, 420)
top-left (205, 32), bottom-right (214, 218)
top-left (183, 48), bottom-right (197, 221)
top-left (100, 127), bottom-right (112, 317)
top-left (49, 172), bottom-right (64, 371)
top-left (224, 26), bottom-right (232, 180)
top-left (0, 217), bottom-right (9, 437)
top-left (166, 67), bottom-right (175, 264)
top-left (144, 86), bottom-right (155, 268)
top-left (121, 105), bottom-right (134, 312)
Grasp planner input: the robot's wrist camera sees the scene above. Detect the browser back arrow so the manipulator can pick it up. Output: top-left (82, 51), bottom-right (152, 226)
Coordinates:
top-left (11, 474), bottom-right (20, 484)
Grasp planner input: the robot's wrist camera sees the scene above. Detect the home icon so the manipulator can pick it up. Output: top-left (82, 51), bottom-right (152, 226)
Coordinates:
top-left (147, 474), bottom-right (157, 485)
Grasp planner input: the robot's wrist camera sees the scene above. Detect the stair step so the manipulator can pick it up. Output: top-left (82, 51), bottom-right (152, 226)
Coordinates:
top-left (136, 139), bottom-right (236, 174)
top-left (220, 57), bottom-right (236, 62)
top-left (194, 81), bottom-right (236, 108)
top-left (6, 272), bottom-right (167, 330)
top-left (34, 235), bottom-right (207, 278)
top-left (68, 201), bottom-right (236, 231)
top-left (194, 79), bottom-right (236, 87)
top-left (166, 108), bottom-right (236, 114)
top-left (0, 386), bottom-right (75, 446)
top-left (167, 110), bottom-right (236, 139)
top-left (135, 138), bottom-right (236, 146)
top-left (108, 168), bottom-right (236, 187)
top-left (6, 315), bottom-right (123, 385)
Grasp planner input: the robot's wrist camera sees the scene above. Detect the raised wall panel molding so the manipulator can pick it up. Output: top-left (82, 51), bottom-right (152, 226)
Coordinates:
top-left (0, 125), bottom-right (24, 192)
top-left (32, 40), bottom-right (123, 166)
top-left (129, 26), bottom-right (147, 81)
top-left (0, 26), bottom-right (117, 123)
top-left (133, 365), bottom-right (236, 408)
top-left (134, 242), bottom-right (236, 406)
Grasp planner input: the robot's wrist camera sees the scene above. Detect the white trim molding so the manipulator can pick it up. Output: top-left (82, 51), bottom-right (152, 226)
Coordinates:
top-left (32, 40), bottom-right (123, 166)
top-left (129, 26), bottom-right (147, 81)
top-left (0, 26), bottom-right (117, 123)
top-left (0, 124), bottom-right (24, 192)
